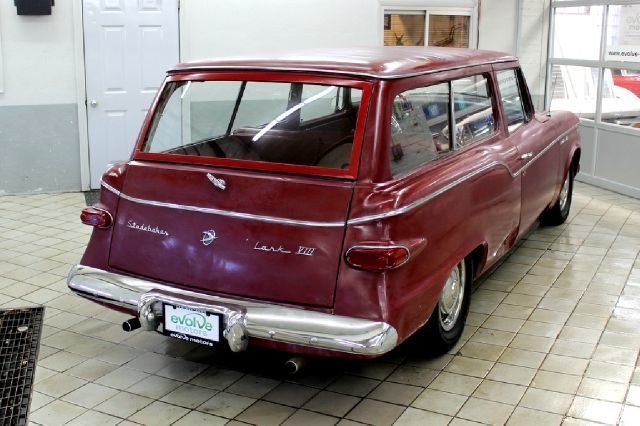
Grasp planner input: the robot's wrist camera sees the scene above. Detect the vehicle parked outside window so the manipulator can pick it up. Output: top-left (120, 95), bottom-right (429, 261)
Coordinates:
top-left (612, 68), bottom-right (640, 97)
top-left (69, 48), bottom-right (580, 358)
top-left (550, 65), bottom-right (640, 126)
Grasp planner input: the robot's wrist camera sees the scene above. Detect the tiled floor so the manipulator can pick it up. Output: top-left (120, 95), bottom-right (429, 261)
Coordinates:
top-left (1, 181), bottom-right (640, 425)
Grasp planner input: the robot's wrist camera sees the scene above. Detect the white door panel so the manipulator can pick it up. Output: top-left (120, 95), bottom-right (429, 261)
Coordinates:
top-left (84, 0), bottom-right (179, 188)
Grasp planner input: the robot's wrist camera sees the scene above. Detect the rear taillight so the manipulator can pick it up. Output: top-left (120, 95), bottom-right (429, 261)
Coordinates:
top-left (80, 207), bottom-right (113, 229)
top-left (345, 245), bottom-right (410, 272)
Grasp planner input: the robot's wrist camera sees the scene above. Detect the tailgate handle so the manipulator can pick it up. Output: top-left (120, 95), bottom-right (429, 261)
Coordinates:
top-left (520, 152), bottom-right (533, 160)
top-left (207, 173), bottom-right (227, 191)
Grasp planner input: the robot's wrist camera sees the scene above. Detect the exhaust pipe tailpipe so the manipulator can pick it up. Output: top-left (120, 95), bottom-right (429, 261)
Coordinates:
top-left (284, 356), bottom-right (306, 375)
top-left (122, 317), bottom-right (141, 332)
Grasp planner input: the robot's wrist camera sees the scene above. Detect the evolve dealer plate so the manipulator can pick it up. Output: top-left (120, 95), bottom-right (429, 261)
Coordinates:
top-left (163, 304), bottom-right (222, 347)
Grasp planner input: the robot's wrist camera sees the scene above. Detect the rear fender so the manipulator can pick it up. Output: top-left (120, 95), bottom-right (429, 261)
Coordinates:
top-left (80, 162), bottom-right (128, 270)
top-left (392, 238), bottom-right (487, 343)
top-left (564, 125), bottom-right (581, 178)
top-left (568, 145), bottom-right (581, 176)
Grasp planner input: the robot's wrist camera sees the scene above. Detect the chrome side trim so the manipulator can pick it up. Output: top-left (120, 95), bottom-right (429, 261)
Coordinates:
top-left (348, 125), bottom-right (577, 225)
top-left (101, 181), bottom-right (122, 197)
top-left (100, 181), bottom-right (344, 228)
top-left (512, 126), bottom-right (575, 178)
top-left (348, 161), bottom-right (515, 225)
top-left (102, 125), bottom-right (576, 228)
top-left (67, 264), bottom-right (399, 355)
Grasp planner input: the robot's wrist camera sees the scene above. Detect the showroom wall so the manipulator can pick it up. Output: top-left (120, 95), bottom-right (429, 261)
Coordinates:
top-left (181, 0), bottom-right (550, 112)
top-left (479, 0), bottom-right (551, 111)
top-left (518, 0), bottom-right (551, 112)
top-left (179, 0), bottom-right (497, 59)
top-left (0, 1), bottom-right (83, 194)
top-left (180, 0), bottom-right (381, 60)
top-left (0, 0), bottom-right (553, 194)
top-left (479, 0), bottom-right (518, 54)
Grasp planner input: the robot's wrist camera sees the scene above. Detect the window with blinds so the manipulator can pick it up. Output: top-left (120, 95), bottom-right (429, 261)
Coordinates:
top-left (384, 13), bottom-right (426, 46)
top-left (383, 12), bottom-right (470, 48)
top-left (428, 15), bottom-right (470, 48)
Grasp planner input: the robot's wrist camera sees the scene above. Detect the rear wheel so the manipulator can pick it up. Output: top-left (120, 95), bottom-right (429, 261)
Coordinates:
top-left (422, 258), bottom-right (472, 355)
top-left (542, 164), bottom-right (574, 226)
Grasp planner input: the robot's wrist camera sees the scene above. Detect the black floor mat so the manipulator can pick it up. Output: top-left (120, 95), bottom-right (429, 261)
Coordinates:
top-left (0, 307), bottom-right (45, 426)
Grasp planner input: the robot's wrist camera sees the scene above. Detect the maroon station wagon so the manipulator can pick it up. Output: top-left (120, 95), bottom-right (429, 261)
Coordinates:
top-left (68, 47), bottom-right (580, 358)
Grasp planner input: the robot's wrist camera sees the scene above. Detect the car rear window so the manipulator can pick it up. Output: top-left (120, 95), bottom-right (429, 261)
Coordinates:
top-left (141, 80), bottom-right (363, 172)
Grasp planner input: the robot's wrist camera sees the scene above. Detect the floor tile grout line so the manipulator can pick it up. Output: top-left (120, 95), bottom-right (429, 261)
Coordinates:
top-left (8, 186), bottom-right (640, 425)
top-left (491, 191), bottom-right (599, 423)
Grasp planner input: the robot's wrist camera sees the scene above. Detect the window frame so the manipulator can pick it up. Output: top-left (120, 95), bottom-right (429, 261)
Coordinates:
top-left (133, 72), bottom-right (374, 180)
top-left (387, 69), bottom-right (501, 178)
top-left (389, 80), bottom-right (455, 177)
top-left (299, 86), bottom-right (359, 127)
top-left (516, 68), bottom-right (535, 122)
top-left (495, 67), bottom-right (530, 135)
top-left (546, 1), bottom-right (640, 135)
top-left (379, 2), bottom-right (479, 48)
top-left (450, 72), bottom-right (501, 148)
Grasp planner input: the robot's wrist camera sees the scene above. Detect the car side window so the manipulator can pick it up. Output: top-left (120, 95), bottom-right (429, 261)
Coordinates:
top-left (497, 69), bottom-right (527, 134)
top-left (452, 74), bottom-right (496, 147)
top-left (516, 69), bottom-right (534, 121)
top-left (390, 82), bottom-right (451, 176)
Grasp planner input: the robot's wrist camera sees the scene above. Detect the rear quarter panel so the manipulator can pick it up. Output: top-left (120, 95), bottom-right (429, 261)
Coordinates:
top-left (335, 70), bottom-right (522, 342)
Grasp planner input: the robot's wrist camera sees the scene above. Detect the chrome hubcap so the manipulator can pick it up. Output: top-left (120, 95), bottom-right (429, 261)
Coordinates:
top-left (439, 262), bottom-right (466, 332)
top-left (559, 174), bottom-right (570, 211)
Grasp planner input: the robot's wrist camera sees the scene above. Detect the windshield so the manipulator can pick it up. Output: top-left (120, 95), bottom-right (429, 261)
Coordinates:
top-left (140, 80), bottom-right (365, 175)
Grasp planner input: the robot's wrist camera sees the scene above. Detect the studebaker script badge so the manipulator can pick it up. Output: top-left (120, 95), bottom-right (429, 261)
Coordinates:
top-left (253, 242), bottom-right (316, 256)
top-left (201, 230), bottom-right (218, 246)
top-left (127, 220), bottom-right (169, 236)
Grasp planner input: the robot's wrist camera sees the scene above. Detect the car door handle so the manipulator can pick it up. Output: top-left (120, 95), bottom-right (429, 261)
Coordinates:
top-left (520, 152), bottom-right (533, 160)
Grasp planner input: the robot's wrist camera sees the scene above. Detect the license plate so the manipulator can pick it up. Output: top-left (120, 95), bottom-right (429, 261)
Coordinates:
top-left (162, 304), bottom-right (222, 347)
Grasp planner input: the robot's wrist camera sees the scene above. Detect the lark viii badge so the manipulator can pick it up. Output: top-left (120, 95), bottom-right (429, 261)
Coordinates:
top-left (201, 229), bottom-right (217, 246)
top-left (253, 241), bottom-right (316, 256)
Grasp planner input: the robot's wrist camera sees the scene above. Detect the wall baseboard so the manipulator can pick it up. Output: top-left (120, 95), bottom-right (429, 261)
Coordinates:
top-left (576, 172), bottom-right (640, 200)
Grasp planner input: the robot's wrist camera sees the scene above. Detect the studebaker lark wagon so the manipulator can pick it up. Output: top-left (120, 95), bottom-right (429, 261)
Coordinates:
top-left (68, 47), bottom-right (580, 358)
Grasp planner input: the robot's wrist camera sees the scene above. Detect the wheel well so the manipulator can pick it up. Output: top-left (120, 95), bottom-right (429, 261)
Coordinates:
top-left (468, 244), bottom-right (487, 280)
top-left (571, 148), bottom-right (581, 175)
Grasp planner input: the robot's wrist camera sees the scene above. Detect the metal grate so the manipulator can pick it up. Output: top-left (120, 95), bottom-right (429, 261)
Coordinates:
top-left (0, 307), bottom-right (45, 426)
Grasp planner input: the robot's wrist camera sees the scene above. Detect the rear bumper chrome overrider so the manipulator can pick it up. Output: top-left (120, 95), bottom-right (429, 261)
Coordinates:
top-left (67, 264), bottom-right (398, 355)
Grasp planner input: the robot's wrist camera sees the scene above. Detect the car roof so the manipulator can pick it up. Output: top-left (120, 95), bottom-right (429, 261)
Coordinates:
top-left (170, 47), bottom-right (517, 80)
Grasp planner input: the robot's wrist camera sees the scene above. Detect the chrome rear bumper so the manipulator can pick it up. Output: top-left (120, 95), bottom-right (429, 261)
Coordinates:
top-left (67, 264), bottom-right (398, 355)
